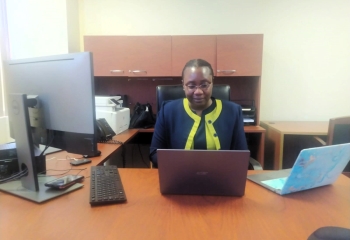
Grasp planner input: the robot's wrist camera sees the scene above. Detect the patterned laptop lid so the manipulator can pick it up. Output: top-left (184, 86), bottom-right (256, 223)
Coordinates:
top-left (262, 143), bottom-right (350, 195)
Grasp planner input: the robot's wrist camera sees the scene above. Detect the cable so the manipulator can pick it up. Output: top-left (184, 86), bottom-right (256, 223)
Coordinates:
top-left (37, 167), bottom-right (87, 177)
top-left (39, 130), bottom-right (55, 157)
top-left (0, 164), bottom-right (87, 183)
top-left (121, 143), bottom-right (126, 168)
top-left (137, 144), bottom-right (150, 168)
top-left (99, 139), bottom-right (124, 145)
top-left (131, 143), bottom-right (135, 167)
top-left (0, 170), bottom-right (27, 183)
top-left (0, 168), bottom-right (28, 184)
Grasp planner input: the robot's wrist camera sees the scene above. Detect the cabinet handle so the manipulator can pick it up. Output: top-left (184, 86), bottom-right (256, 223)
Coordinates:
top-left (110, 70), bottom-right (124, 73)
top-left (129, 70), bottom-right (147, 74)
top-left (217, 70), bottom-right (236, 73)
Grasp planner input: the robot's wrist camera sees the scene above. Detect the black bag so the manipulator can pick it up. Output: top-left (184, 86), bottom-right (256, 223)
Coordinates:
top-left (129, 102), bottom-right (156, 128)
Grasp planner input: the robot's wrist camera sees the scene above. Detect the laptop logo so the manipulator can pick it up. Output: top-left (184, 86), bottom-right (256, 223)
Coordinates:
top-left (196, 172), bottom-right (208, 175)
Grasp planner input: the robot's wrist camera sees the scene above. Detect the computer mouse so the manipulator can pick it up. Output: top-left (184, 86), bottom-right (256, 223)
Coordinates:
top-left (308, 226), bottom-right (350, 240)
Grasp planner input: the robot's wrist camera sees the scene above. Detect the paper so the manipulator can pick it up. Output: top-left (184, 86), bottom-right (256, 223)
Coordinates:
top-left (243, 118), bottom-right (254, 123)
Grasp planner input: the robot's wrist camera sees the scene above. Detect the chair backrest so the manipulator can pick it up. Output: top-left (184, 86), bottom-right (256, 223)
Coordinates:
top-left (327, 116), bottom-right (350, 173)
top-left (327, 116), bottom-right (350, 145)
top-left (156, 84), bottom-right (230, 112)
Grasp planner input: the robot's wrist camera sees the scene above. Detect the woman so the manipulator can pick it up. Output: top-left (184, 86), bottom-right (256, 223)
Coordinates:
top-left (150, 59), bottom-right (247, 167)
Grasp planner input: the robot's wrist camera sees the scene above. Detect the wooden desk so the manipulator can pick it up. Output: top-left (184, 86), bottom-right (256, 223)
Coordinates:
top-left (0, 165), bottom-right (349, 239)
top-left (261, 121), bottom-right (328, 169)
top-left (138, 126), bottom-right (266, 167)
top-left (50, 129), bottom-right (139, 166)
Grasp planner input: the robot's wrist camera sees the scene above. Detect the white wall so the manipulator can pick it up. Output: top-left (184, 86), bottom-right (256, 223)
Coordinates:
top-left (80, 0), bottom-right (350, 121)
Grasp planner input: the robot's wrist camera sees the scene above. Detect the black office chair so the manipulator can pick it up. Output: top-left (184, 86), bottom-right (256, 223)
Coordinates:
top-left (314, 116), bottom-right (350, 177)
top-left (156, 84), bottom-right (231, 112)
top-left (155, 84), bottom-right (262, 170)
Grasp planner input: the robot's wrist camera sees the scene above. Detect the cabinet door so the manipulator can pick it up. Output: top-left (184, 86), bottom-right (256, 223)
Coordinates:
top-left (217, 35), bottom-right (263, 76)
top-left (84, 36), bottom-right (129, 77)
top-left (171, 35), bottom-right (216, 77)
top-left (127, 36), bottom-right (171, 77)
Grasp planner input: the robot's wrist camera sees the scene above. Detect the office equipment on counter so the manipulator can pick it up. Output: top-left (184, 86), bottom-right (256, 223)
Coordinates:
top-left (248, 143), bottom-right (350, 195)
top-left (0, 143), bottom-right (46, 180)
top-left (157, 149), bottom-right (250, 196)
top-left (0, 143), bottom-right (18, 180)
top-left (95, 96), bottom-right (130, 134)
top-left (96, 118), bottom-right (116, 141)
top-left (233, 100), bottom-right (256, 125)
top-left (95, 96), bottom-right (123, 110)
top-left (90, 165), bottom-right (127, 206)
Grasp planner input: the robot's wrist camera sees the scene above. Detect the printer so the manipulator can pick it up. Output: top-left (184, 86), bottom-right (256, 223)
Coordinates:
top-left (233, 100), bottom-right (256, 126)
top-left (95, 96), bottom-right (130, 135)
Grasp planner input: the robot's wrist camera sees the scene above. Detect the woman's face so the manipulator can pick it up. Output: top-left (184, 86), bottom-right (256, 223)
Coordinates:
top-left (182, 66), bottom-right (213, 110)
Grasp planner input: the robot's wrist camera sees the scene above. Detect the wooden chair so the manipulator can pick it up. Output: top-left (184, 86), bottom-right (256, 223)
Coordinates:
top-left (314, 116), bottom-right (350, 177)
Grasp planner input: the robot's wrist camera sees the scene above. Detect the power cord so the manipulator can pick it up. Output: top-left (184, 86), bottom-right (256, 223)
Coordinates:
top-left (0, 156), bottom-right (88, 184)
top-left (39, 130), bottom-right (55, 157)
top-left (99, 139), bottom-right (124, 145)
top-left (0, 168), bottom-right (29, 184)
top-left (137, 144), bottom-right (150, 168)
top-left (37, 167), bottom-right (87, 177)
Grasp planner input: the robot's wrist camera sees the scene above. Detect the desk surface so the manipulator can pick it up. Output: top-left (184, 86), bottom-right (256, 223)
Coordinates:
top-left (261, 121), bottom-right (328, 135)
top-left (0, 164), bottom-right (349, 239)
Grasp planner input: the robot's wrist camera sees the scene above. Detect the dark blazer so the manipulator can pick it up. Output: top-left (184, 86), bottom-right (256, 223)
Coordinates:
top-left (150, 98), bottom-right (248, 167)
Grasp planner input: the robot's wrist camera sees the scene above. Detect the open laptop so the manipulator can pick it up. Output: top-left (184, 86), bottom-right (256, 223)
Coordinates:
top-left (248, 143), bottom-right (350, 195)
top-left (157, 149), bottom-right (250, 196)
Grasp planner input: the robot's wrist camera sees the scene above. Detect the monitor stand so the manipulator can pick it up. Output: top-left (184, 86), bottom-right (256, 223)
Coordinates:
top-left (0, 93), bottom-right (83, 203)
top-left (0, 176), bottom-right (83, 203)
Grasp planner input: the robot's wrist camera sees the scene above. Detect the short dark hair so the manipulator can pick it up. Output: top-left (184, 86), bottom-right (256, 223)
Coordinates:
top-left (181, 59), bottom-right (214, 80)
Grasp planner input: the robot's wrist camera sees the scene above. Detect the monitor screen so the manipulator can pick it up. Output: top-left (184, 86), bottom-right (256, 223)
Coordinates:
top-left (1, 52), bottom-right (99, 200)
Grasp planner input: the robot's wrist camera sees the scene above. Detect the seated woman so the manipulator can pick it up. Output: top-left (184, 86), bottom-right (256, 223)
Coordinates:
top-left (149, 59), bottom-right (247, 167)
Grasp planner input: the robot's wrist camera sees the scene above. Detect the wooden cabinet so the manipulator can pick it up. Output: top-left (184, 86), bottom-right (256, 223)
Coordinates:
top-left (84, 36), bottom-right (171, 77)
top-left (127, 36), bottom-right (171, 77)
top-left (84, 36), bottom-right (129, 76)
top-left (217, 35), bottom-right (263, 76)
top-left (171, 35), bottom-right (216, 76)
top-left (85, 34), bottom-right (263, 77)
top-left (86, 34), bottom-right (263, 125)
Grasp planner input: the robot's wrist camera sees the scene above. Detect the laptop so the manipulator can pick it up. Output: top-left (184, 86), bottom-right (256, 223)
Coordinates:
top-left (157, 149), bottom-right (250, 196)
top-left (247, 143), bottom-right (350, 195)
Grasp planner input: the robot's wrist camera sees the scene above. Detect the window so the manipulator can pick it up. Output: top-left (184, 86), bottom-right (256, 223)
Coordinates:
top-left (0, 52), bottom-right (4, 117)
top-left (0, 0), bottom-right (10, 117)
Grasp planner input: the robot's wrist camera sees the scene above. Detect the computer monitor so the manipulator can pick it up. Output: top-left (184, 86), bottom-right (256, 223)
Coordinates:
top-left (0, 52), bottom-right (99, 202)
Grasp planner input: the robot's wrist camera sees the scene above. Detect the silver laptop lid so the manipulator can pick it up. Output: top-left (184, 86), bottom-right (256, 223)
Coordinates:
top-left (157, 149), bottom-right (250, 196)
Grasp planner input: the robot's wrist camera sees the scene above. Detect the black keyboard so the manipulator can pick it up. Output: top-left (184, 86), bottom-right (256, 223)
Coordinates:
top-left (90, 165), bottom-right (127, 206)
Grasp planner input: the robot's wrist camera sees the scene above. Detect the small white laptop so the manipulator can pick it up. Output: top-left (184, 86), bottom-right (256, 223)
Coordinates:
top-left (247, 143), bottom-right (350, 195)
top-left (157, 149), bottom-right (250, 196)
